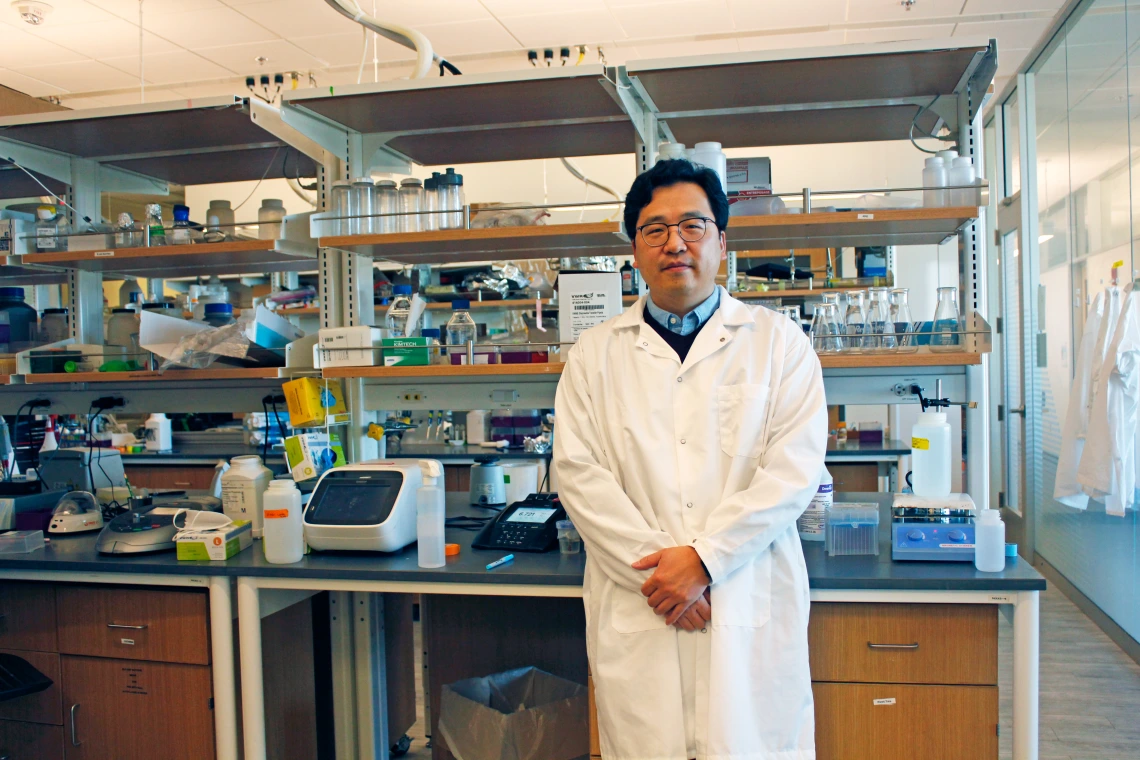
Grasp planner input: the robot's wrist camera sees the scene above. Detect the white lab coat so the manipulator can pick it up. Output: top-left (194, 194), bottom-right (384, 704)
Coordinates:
top-left (1079, 288), bottom-right (1140, 515)
top-left (1054, 291), bottom-right (1106, 508)
top-left (553, 288), bottom-right (827, 760)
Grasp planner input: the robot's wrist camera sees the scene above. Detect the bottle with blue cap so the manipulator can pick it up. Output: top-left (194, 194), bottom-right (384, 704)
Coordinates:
top-left (170, 204), bottom-right (193, 245)
top-left (445, 300), bottom-right (476, 364)
top-left (386, 285), bottom-right (420, 338)
top-left (203, 303), bottom-right (235, 328)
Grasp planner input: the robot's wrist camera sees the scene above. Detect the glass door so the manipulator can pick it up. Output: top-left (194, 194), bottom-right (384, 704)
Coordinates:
top-left (996, 191), bottom-right (1030, 547)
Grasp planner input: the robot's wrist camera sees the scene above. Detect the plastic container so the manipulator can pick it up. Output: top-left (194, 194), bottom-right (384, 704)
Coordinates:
top-left (922, 157), bottom-right (947, 207)
top-left (144, 413), bottom-right (172, 452)
top-left (423, 173), bottom-right (440, 232)
top-left (106, 308), bottom-right (140, 355)
top-left (170, 204), bottom-right (194, 245)
top-left (690, 141), bottom-right (727, 192)
top-left (825, 503), bottom-right (880, 556)
top-left (257, 198), bottom-right (285, 240)
top-left (330, 180), bottom-right (352, 235)
top-left (0, 530), bottom-right (44, 554)
top-left (145, 203), bottom-right (166, 246)
top-left (385, 285), bottom-right (417, 338)
top-left (911, 411), bottom-right (951, 498)
top-left (374, 179), bottom-right (399, 234)
top-left (348, 179), bottom-right (374, 235)
top-left (262, 479), bottom-right (304, 564)
top-left (398, 178), bottom-right (424, 233)
top-left (221, 455), bottom-right (273, 538)
top-left (0, 287), bottom-right (39, 353)
top-left (948, 156), bottom-right (976, 206)
top-left (557, 520), bottom-right (581, 554)
top-left (34, 206), bottom-right (64, 252)
top-left (798, 467), bottom-right (831, 542)
top-left (656, 142), bottom-right (687, 161)
top-left (974, 508), bottom-right (1006, 572)
top-left (417, 461), bottom-right (446, 568)
top-left (40, 307), bottom-right (70, 344)
top-left (446, 300), bottom-right (477, 364)
top-left (202, 302), bottom-right (235, 327)
top-left (420, 327), bottom-right (444, 365)
top-left (142, 302), bottom-right (180, 319)
top-left (438, 167), bottom-right (465, 230)
top-left (207, 200), bottom-right (235, 236)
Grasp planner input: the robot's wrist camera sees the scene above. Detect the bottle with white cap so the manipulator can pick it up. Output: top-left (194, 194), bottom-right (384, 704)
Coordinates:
top-left (974, 509), bottom-right (1006, 572)
top-left (922, 157), bottom-right (947, 208)
top-left (262, 479), bottom-right (304, 564)
top-left (417, 460), bottom-right (446, 568)
top-left (144, 413), bottom-right (172, 452)
top-left (911, 409), bottom-right (951, 498)
top-left (948, 156), bottom-right (976, 206)
top-left (690, 141), bottom-right (727, 192)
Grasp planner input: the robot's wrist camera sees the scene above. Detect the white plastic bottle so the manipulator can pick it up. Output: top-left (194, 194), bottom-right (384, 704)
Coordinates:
top-left (144, 413), bottom-right (172, 452)
top-left (949, 156), bottom-right (976, 206)
top-left (911, 411), bottom-right (951, 498)
top-left (798, 467), bottom-right (832, 541)
top-left (922, 157), bottom-right (947, 207)
top-left (221, 455), bottom-right (273, 538)
top-left (974, 508), bottom-right (1006, 572)
top-left (262, 479), bottom-right (304, 564)
top-left (690, 141), bottom-right (727, 193)
top-left (417, 460), bottom-right (446, 568)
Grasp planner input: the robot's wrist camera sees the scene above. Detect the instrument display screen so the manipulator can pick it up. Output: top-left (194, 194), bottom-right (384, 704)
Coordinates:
top-left (306, 470), bottom-right (404, 526)
top-left (506, 507), bottom-right (557, 524)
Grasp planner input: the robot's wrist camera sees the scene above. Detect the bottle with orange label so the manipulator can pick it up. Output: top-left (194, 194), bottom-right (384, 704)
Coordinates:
top-left (262, 479), bottom-right (304, 564)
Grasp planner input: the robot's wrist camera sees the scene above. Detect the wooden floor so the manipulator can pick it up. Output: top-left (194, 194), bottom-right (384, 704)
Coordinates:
top-left (395, 585), bottom-right (1140, 760)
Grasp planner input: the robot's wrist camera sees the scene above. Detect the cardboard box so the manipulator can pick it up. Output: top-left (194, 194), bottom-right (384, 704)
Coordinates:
top-left (381, 337), bottom-right (430, 366)
top-left (726, 156), bottom-right (773, 197)
top-left (282, 376), bottom-right (350, 428)
top-left (317, 326), bottom-right (383, 368)
top-left (285, 432), bottom-right (346, 482)
top-left (176, 520), bottom-right (252, 561)
top-left (557, 272), bottom-right (622, 354)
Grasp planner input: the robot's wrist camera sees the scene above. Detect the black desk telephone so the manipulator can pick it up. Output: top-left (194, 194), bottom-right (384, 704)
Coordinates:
top-left (472, 493), bottom-right (565, 552)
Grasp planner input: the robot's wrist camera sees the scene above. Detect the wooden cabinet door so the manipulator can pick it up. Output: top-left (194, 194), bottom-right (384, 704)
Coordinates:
top-left (122, 466), bottom-right (218, 491)
top-left (813, 682), bottom-right (998, 760)
top-left (0, 720), bottom-right (64, 760)
top-left (0, 651), bottom-right (61, 725)
top-left (0, 583), bottom-right (57, 652)
top-left (61, 656), bottom-right (214, 760)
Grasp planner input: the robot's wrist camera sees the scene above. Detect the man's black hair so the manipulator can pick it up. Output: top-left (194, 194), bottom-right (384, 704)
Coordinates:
top-left (623, 159), bottom-right (729, 241)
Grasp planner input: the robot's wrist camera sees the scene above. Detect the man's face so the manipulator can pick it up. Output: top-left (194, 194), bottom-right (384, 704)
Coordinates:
top-left (631, 182), bottom-right (726, 304)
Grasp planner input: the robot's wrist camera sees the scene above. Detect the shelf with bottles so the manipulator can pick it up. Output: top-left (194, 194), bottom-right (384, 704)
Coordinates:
top-left (18, 366), bottom-right (288, 385)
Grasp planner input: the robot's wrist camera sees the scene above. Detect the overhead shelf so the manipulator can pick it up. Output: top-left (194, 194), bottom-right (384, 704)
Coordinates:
top-left (0, 256), bottom-right (69, 285)
top-left (18, 239), bottom-right (316, 279)
top-left (21, 367), bottom-right (286, 385)
top-left (726, 207), bottom-right (979, 250)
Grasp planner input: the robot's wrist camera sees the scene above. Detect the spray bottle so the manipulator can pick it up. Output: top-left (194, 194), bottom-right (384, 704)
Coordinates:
top-left (417, 459), bottom-right (446, 568)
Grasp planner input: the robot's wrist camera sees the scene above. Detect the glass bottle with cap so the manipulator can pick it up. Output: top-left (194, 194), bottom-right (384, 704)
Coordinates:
top-left (35, 205), bottom-right (63, 252)
top-left (115, 212), bottom-right (139, 248)
top-left (0, 288), bottom-right (38, 352)
top-left (203, 303), bottom-right (236, 328)
top-left (106, 308), bottom-right (140, 356)
top-left (374, 180), bottom-right (399, 234)
top-left (445, 300), bottom-right (477, 364)
top-left (170, 204), bottom-right (193, 245)
top-left (349, 179), bottom-right (374, 235)
top-left (39, 307), bottom-right (69, 344)
top-left (438, 167), bottom-right (465, 229)
top-left (398, 178), bottom-right (424, 233)
top-left (330, 180), bottom-right (352, 235)
top-left (145, 203), bottom-right (166, 246)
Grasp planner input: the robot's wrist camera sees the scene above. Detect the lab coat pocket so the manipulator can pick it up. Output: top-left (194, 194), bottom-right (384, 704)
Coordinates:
top-left (717, 383), bottom-right (771, 459)
top-left (609, 584), bottom-right (669, 634)
top-left (710, 550), bottom-right (773, 628)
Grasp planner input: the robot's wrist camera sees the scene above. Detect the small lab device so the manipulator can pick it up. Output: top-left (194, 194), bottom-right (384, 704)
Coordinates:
top-left (303, 460), bottom-right (441, 552)
top-left (891, 493), bottom-right (976, 562)
top-left (39, 447), bottom-right (127, 493)
top-left (48, 491), bottom-right (104, 534)
top-left (469, 456), bottom-right (506, 506)
top-left (473, 493), bottom-right (565, 553)
top-left (95, 495), bottom-right (222, 555)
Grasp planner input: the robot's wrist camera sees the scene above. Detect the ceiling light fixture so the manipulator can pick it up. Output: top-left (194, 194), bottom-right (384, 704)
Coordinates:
top-left (12, 1), bottom-right (51, 25)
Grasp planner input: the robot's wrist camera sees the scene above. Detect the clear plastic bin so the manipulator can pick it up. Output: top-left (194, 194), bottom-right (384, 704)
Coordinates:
top-left (0, 530), bottom-right (45, 554)
top-left (825, 504), bottom-right (880, 556)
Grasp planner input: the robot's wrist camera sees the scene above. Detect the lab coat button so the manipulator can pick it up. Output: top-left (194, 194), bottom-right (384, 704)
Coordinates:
top-left (686, 502), bottom-right (693, 508)
top-left (680, 438), bottom-right (686, 444)
top-left (720, 337), bottom-right (725, 342)
top-left (676, 377), bottom-right (682, 383)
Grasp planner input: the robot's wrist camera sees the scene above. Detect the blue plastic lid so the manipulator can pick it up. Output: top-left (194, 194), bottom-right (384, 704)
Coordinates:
top-left (393, 285), bottom-right (413, 295)
top-left (452, 299), bottom-right (471, 309)
top-left (421, 328), bottom-right (441, 338)
top-left (0, 287), bottom-right (25, 299)
top-left (204, 303), bottom-right (233, 315)
top-left (173, 204), bottom-right (190, 221)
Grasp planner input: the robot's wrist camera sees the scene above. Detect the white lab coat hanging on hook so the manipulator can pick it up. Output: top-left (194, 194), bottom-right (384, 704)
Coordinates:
top-left (1055, 290), bottom-right (1106, 508)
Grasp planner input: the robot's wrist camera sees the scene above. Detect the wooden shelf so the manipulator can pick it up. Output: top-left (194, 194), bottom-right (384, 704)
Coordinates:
top-left (20, 239), bottom-right (315, 278)
top-left (23, 367), bottom-right (284, 384)
top-left (322, 363), bottom-right (565, 380)
top-left (818, 351), bottom-right (981, 369)
top-left (726, 208), bottom-right (980, 251)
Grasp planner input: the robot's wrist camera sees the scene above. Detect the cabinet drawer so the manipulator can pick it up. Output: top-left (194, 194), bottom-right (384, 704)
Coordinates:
top-left (0, 583), bottom-right (57, 652)
top-left (56, 587), bottom-right (209, 666)
top-left (122, 466), bottom-right (218, 491)
top-left (0, 720), bottom-right (64, 760)
top-left (61, 655), bottom-right (214, 760)
top-left (0, 651), bottom-right (61, 725)
top-left (808, 603), bottom-right (996, 685)
top-left (813, 682), bottom-right (997, 760)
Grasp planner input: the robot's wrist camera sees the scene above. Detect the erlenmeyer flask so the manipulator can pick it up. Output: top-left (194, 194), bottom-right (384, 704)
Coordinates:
top-left (931, 286), bottom-right (961, 352)
top-left (810, 303), bottom-right (844, 354)
top-left (890, 288), bottom-right (916, 351)
top-left (844, 290), bottom-right (867, 352)
top-left (867, 287), bottom-right (896, 352)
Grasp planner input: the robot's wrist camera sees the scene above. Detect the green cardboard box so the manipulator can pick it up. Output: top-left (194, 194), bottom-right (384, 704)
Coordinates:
top-left (382, 337), bottom-right (430, 366)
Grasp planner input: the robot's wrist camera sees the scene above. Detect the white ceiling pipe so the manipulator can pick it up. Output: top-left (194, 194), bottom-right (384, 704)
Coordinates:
top-left (324, 0), bottom-right (435, 80)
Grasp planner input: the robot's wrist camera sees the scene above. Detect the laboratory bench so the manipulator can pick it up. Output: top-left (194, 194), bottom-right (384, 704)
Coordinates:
top-left (0, 493), bottom-right (1044, 760)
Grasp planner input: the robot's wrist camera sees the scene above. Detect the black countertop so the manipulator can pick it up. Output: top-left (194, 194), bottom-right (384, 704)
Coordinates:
top-left (0, 494), bottom-right (1044, 591)
top-left (122, 443), bottom-right (285, 465)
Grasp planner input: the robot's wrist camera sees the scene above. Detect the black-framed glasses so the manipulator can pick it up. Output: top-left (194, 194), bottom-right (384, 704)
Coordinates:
top-left (637, 217), bottom-right (715, 247)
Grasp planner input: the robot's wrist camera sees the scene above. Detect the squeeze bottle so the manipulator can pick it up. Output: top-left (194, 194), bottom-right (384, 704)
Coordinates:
top-left (262, 479), bottom-right (304, 564)
top-left (417, 460), bottom-right (446, 568)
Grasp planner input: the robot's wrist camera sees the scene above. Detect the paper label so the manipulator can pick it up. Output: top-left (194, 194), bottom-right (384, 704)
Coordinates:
top-left (873, 698), bottom-right (896, 706)
top-left (939, 543), bottom-right (975, 549)
top-left (911, 437), bottom-right (930, 450)
top-left (94, 250), bottom-right (115, 257)
top-left (857, 213), bottom-right (874, 220)
top-left (265, 509), bottom-right (289, 519)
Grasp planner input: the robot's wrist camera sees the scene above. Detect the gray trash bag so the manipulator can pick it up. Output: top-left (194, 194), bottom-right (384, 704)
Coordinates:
top-left (436, 666), bottom-right (588, 760)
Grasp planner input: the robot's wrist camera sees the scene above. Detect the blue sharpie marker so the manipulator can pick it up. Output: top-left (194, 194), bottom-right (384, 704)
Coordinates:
top-left (486, 554), bottom-right (515, 570)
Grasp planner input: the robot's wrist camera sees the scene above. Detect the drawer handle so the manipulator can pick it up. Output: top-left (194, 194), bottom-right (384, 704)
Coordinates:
top-left (70, 703), bottom-right (81, 746)
top-left (867, 642), bottom-right (920, 650)
top-left (173, 482), bottom-right (192, 486)
top-left (107, 623), bottom-right (149, 630)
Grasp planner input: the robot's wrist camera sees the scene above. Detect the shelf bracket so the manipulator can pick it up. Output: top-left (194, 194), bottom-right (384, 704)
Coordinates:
top-left (248, 99), bottom-right (335, 166)
top-left (0, 135), bottom-right (73, 184)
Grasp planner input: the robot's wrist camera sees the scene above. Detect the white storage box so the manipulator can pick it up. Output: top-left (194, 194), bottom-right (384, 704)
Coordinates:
top-left (317, 326), bottom-right (384, 368)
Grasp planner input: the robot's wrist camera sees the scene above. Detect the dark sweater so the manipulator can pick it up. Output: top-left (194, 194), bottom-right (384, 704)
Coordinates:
top-left (643, 308), bottom-right (708, 363)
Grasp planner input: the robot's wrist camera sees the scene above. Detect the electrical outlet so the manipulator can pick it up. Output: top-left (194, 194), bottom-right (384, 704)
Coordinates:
top-left (400, 391), bottom-right (424, 402)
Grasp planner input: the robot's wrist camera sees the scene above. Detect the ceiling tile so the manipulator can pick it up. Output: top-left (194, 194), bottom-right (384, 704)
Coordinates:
top-left (962, 0), bottom-right (1063, 12)
top-left (229, 0), bottom-right (355, 39)
top-left (145, 6), bottom-right (278, 49)
top-left (171, 81), bottom-right (246, 98)
top-left (729, 0), bottom-right (848, 31)
top-left (86, 0), bottom-right (224, 20)
top-left (26, 20), bottom-right (180, 59)
top-left (291, 31), bottom-right (410, 68)
top-left (0, 68), bottom-right (66, 97)
top-left (845, 0), bottom-right (965, 24)
top-left (304, 0), bottom-right (492, 26)
top-left (736, 30), bottom-right (847, 52)
top-left (6, 0), bottom-right (116, 26)
top-left (498, 9), bottom-right (627, 47)
top-left (484, 0), bottom-right (608, 14)
top-left (417, 18), bottom-right (522, 56)
top-left (844, 23), bottom-right (957, 44)
top-left (13, 60), bottom-right (141, 92)
top-left (195, 39), bottom-right (328, 73)
top-left (96, 88), bottom-right (190, 107)
top-left (609, 1), bottom-right (731, 38)
top-left (954, 18), bottom-right (1050, 49)
top-left (0, 22), bottom-right (89, 67)
top-left (102, 50), bottom-right (237, 83)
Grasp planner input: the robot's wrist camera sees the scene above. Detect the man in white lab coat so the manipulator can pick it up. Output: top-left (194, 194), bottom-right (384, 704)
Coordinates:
top-left (553, 159), bottom-right (828, 760)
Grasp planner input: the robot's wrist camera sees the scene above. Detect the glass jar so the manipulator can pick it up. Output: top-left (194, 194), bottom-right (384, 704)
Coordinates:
top-left (931, 286), bottom-right (961, 352)
top-left (106, 308), bottom-right (141, 356)
top-left (843, 290), bottom-right (867, 352)
top-left (40, 308), bottom-right (68, 344)
top-left (349, 178), bottom-right (375, 235)
top-left (374, 180), bottom-right (399, 234)
top-left (330, 180), bottom-right (352, 236)
top-left (398, 178), bottom-right (424, 233)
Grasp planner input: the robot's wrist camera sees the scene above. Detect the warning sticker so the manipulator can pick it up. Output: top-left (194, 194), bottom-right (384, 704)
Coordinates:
top-left (911, 437), bottom-right (930, 450)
